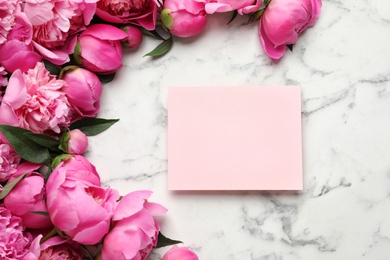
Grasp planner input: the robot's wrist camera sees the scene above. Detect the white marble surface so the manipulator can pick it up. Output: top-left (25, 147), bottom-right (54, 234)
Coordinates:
top-left (87, 1), bottom-right (390, 259)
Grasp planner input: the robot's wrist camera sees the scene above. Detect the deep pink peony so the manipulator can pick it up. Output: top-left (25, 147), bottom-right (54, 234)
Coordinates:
top-left (62, 67), bottom-right (102, 118)
top-left (162, 246), bottom-right (199, 260)
top-left (101, 190), bottom-right (167, 260)
top-left (198, 0), bottom-right (262, 15)
top-left (0, 62), bottom-right (72, 134)
top-left (0, 0), bottom-right (20, 44)
top-left (0, 11), bottom-right (42, 73)
top-left (60, 129), bottom-right (89, 155)
top-left (46, 155), bottom-right (118, 244)
top-left (0, 132), bottom-right (21, 182)
top-left (4, 162), bottom-right (53, 229)
top-left (258, 0), bottom-right (322, 59)
top-left (75, 24), bottom-right (128, 74)
top-left (96, 0), bottom-right (159, 30)
top-left (0, 206), bottom-right (34, 259)
top-left (163, 0), bottom-right (207, 37)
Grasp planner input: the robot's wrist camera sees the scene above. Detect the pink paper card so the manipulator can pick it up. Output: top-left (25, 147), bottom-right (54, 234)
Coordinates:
top-left (168, 86), bottom-right (302, 190)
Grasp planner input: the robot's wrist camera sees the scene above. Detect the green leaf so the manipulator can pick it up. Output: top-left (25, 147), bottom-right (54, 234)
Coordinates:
top-left (30, 211), bottom-right (49, 217)
top-left (141, 28), bottom-right (164, 40)
top-left (73, 41), bottom-right (82, 65)
top-left (227, 10), bottom-right (238, 25)
top-left (248, 8), bottom-right (265, 23)
top-left (144, 37), bottom-right (173, 57)
top-left (97, 73), bottom-right (116, 83)
top-left (23, 132), bottom-right (59, 148)
top-left (0, 125), bottom-right (51, 163)
top-left (161, 9), bottom-right (173, 29)
top-left (287, 44), bottom-right (294, 52)
top-left (155, 232), bottom-right (182, 248)
top-left (43, 60), bottom-right (61, 76)
top-left (0, 172), bottom-right (27, 200)
top-left (69, 118), bottom-right (119, 136)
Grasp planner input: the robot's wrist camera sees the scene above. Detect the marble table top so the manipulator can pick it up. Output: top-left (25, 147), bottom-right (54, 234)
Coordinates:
top-left (87, 0), bottom-right (390, 259)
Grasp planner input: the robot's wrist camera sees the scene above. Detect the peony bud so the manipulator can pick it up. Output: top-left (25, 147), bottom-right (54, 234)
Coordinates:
top-left (162, 246), bottom-right (199, 260)
top-left (162, 0), bottom-right (207, 38)
top-left (59, 129), bottom-right (88, 155)
top-left (121, 25), bottom-right (143, 48)
top-left (62, 67), bottom-right (102, 118)
top-left (74, 24), bottom-right (128, 74)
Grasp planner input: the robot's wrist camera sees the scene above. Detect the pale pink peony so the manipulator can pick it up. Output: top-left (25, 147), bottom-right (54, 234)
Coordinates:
top-left (4, 162), bottom-right (52, 229)
top-left (258, 0), bottom-right (322, 59)
top-left (68, 0), bottom-right (98, 34)
top-left (0, 132), bottom-right (21, 182)
top-left (0, 11), bottom-right (42, 73)
top-left (0, 62), bottom-right (73, 134)
top-left (39, 236), bottom-right (82, 259)
top-left (0, 206), bottom-right (34, 259)
top-left (24, 0), bottom-right (97, 65)
top-left (162, 0), bottom-right (207, 37)
top-left (96, 0), bottom-right (159, 30)
top-left (162, 246), bottom-right (199, 260)
top-left (197, 0), bottom-right (262, 15)
top-left (46, 155), bottom-right (118, 244)
top-left (0, 0), bottom-right (20, 44)
top-left (101, 190), bottom-right (167, 260)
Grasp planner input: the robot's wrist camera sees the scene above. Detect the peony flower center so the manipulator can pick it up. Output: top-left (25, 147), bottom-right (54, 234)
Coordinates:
top-left (98, 0), bottom-right (149, 15)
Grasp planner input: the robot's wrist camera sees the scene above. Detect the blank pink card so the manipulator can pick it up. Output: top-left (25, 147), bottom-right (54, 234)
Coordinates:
top-left (168, 86), bottom-right (302, 190)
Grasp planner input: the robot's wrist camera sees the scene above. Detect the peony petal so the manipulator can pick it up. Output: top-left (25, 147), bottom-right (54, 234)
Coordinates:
top-left (204, 3), bottom-right (232, 14)
top-left (258, 21), bottom-right (286, 59)
top-left (24, 0), bottom-right (55, 25)
top-left (2, 70), bottom-right (27, 108)
top-left (144, 202), bottom-right (167, 216)
top-left (113, 190), bottom-right (153, 221)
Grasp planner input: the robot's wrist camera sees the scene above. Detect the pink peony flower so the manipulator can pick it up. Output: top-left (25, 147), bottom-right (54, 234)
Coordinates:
top-left (0, 62), bottom-right (72, 134)
top-left (0, 132), bottom-right (21, 182)
top-left (46, 155), bottom-right (118, 244)
top-left (68, 0), bottom-right (99, 34)
top-left (162, 246), bottom-right (199, 260)
top-left (24, 0), bottom-right (97, 65)
top-left (62, 67), bottom-right (102, 118)
top-left (0, 11), bottom-right (42, 73)
top-left (101, 190), bottom-right (167, 260)
top-left (75, 24), bottom-right (128, 74)
top-left (96, 0), bottom-right (159, 30)
top-left (162, 0), bottom-right (207, 38)
top-left (59, 129), bottom-right (89, 155)
top-left (198, 0), bottom-right (262, 15)
top-left (258, 0), bottom-right (322, 59)
top-left (3, 162), bottom-right (52, 229)
top-left (51, 155), bottom-right (101, 186)
top-left (121, 25), bottom-right (143, 48)
top-left (24, 0), bottom-right (75, 65)
top-left (38, 236), bottom-right (82, 259)
top-left (0, 206), bottom-right (34, 259)
top-left (0, 0), bottom-right (20, 44)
